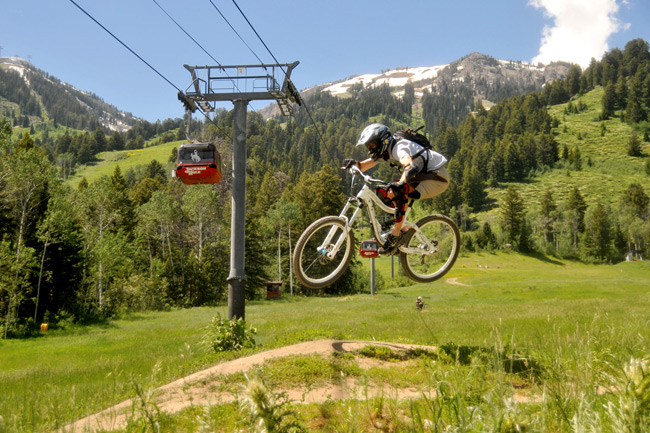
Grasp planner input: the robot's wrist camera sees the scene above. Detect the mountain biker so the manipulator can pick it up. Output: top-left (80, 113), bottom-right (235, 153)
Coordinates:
top-left (343, 123), bottom-right (449, 254)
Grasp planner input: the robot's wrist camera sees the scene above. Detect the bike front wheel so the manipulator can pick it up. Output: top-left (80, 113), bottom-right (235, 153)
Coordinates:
top-left (400, 214), bottom-right (460, 283)
top-left (293, 216), bottom-right (355, 289)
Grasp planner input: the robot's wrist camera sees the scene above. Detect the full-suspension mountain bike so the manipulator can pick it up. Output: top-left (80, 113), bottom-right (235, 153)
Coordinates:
top-left (293, 165), bottom-right (460, 289)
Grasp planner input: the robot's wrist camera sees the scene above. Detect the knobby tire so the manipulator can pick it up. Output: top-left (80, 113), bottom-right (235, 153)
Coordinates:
top-left (293, 216), bottom-right (355, 289)
top-left (399, 214), bottom-right (460, 283)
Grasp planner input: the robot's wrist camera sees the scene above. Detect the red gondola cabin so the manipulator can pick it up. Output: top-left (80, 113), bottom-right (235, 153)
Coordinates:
top-left (173, 142), bottom-right (222, 185)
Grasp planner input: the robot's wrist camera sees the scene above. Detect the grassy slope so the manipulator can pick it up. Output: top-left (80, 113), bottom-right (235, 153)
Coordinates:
top-left (1, 252), bottom-right (649, 431)
top-left (10, 124), bottom-right (86, 146)
top-left (488, 87), bottom-right (650, 211)
top-left (65, 139), bottom-right (183, 187)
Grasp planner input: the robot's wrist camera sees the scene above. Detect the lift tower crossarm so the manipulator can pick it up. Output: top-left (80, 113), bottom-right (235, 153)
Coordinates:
top-left (181, 62), bottom-right (299, 111)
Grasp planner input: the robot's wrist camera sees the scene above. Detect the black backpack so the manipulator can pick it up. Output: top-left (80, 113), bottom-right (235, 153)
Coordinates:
top-left (392, 126), bottom-right (432, 150)
top-left (392, 125), bottom-right (433, 173)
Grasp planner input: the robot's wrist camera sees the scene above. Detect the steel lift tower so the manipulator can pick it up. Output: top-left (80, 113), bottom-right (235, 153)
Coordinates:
top-left (179, 62), bottom-right (301, 320)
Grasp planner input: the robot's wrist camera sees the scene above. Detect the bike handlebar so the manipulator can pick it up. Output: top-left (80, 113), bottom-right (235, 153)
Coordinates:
top-left (343, 164), bottom-right (385, 185)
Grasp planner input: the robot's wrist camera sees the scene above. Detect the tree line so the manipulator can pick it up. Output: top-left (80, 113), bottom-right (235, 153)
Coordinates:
top-left (1, 117), bottom-right (376, 337)
top-left (1, 39), bottom-right (649, 337)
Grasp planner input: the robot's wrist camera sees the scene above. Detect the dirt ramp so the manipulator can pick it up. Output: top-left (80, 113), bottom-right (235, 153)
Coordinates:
top-left (62, 339), bottom-right (436, 432)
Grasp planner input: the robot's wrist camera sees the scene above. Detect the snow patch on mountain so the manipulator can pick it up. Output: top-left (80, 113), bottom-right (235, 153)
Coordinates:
top-left (323, 65), bottom-right (448, 96)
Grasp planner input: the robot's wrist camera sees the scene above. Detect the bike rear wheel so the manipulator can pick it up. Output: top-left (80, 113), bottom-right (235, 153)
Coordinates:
top-left (400, 214), bottom-right (460, 283)
top-left (293, 216), bottom-right (355, 289)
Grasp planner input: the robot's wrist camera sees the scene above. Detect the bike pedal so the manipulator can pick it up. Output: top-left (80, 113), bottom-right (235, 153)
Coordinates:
top-left (360, 239), bottom-right (379, 258)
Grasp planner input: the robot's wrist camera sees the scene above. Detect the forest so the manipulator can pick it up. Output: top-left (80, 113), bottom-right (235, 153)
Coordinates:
top-left (1, 39), bottom-right (649, 338)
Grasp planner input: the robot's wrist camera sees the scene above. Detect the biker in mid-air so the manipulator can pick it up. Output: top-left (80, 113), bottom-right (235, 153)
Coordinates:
top-left (343, 123), bottom-right (450, 254)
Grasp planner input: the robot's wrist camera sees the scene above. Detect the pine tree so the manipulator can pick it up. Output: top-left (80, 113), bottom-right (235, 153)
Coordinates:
top-left (461, 165), bottom-right (486, 211)
top-left (565, 64), bottom-right (582, 96)
top-left (620, 182), bottom-right (649, 218)
top-left (474, 221), bottom-right (496, 250)
top-left (92, 128), bottom-right (108, 154)
top-left (549, 80), bottom-right (569, 105)
top-left (626, 71), bottom-right (647, 124)
top-left (567, 186), bottom-right (588, 248)
top-left (627, 131), bottom-right (643, 157)
top-left (108, 132), bottom-right (125, 151)
top-left (504, 141), bottom-right (524, 180)
top-left (109, 165), bottom-right (136, 235)
top-left (583, 202), bottom-right (612, 261)
top-left (16, 132), bottom-right (35, 152)
top-left (540, 189), bottom-right (557, 243)
top-left (601, 82), bottom-right (616, 119)
top-left (291, 164), bottom-right (346, 231)
top-left (500, 185), bottom-right (526, 248)
top-left (615, 74), bottom-right (627, 109)
top-left (571, 145), bottom-right (582, 170)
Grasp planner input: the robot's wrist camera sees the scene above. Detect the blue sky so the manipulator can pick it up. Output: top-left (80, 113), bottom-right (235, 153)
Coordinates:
top-left (2, 0), bottom-right (649, 122)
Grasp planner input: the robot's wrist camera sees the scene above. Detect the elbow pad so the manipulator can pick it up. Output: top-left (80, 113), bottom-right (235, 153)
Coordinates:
top-left (403, 164), bottom-right (420, 182)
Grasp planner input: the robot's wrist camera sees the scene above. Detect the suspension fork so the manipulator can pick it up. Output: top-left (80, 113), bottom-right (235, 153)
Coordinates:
top-left (318, 199), bottom-right (362, 259)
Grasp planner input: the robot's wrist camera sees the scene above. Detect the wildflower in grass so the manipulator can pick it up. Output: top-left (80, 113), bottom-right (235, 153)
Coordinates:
top-left (240, 376), bottom-right (307, 433)
top-left (605, 356), bottom-right (650, 432)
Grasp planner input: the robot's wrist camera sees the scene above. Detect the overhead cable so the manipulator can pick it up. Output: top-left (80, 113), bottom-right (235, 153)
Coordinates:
top-left (67, 0), bottom-right (181, 93)
top-left (207, 0), bottom-right (266, 66)
top-left (67, 0), bottom-right (231, 140)
top-left (151, 0), bottom-right (242, 93)
top-left (152, 0), bottom-right (221, 67)
top-left (229, 0), bottom-right (337, 162)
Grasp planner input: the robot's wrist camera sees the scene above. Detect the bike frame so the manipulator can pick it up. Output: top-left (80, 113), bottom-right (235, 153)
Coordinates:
top-left (318, 166), bottom-right (438, 259)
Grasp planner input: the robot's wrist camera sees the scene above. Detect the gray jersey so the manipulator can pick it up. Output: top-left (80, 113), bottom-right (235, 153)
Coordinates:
top-left (389, 139), bottom-right (447, 173)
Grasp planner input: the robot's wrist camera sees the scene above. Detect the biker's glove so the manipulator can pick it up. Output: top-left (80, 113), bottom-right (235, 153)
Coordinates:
top-left (342, 159), bottom-right (358, 169)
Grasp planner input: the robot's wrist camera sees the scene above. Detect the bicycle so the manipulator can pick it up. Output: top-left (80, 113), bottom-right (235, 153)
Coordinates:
top-left (293, 165), bottom-right (460, 289)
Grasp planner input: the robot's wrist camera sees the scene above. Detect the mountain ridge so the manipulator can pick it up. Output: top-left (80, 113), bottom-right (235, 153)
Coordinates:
top-left (2, 51), bottom-right (571, 131)
top-left (0, 56), bottom-right (140, 132)
top-left (261, 52), bottom-right (570, 120)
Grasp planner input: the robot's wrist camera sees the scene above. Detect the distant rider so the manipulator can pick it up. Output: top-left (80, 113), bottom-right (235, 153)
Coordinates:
top-left (343, 123), bottom-right (449, 254)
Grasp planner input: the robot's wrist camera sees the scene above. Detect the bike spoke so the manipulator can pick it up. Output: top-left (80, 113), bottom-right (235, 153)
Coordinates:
top-left (401, 215), bottom-right (459, 282)
top-left (302, 252), bottom-right (323, 273)
top-left (294, 217), bottom-right (354, 288)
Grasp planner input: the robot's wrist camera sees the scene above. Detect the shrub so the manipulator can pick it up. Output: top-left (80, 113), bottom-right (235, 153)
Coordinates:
top-left (203, 313), bottom-right (257, 352)
top-left (627, 131), bottom-right (643, 157)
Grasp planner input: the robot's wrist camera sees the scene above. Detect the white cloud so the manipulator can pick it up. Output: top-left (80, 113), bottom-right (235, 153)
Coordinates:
top-left (529, 0), bottom-right (624, 68)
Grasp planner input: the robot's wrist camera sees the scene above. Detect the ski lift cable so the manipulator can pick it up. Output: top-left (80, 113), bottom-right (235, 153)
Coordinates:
top-left (206, 0), bottom-right (267, 68)
top-left (152, 0), bottom-right (222, 68)
top-left (229, 0), bottom-right (339, 163)
top-left (67, 0), bottom-right (232, 141)
top-left (230, 0), bottom-right (280, 67)
top-left (151, 0), bottom-right (243, 94)
top-left (68, 0), bottom-right (181, 93)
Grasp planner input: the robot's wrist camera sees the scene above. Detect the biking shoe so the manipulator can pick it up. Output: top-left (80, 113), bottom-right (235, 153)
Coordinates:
top-left (401, 227), bottom-right (416, 243)
top-left (378, 233), bottom-right (399, 255)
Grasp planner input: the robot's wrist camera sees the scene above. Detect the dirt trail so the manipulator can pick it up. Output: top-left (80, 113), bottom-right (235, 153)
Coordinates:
top-left (62, 339), bottom-right (437, 432)
top-left (446, 277), bottom-right (470, 286)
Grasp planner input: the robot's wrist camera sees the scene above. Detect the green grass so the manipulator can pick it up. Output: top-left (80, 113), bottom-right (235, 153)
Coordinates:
top-left (1, 251), bottom-right (650, 432)
top-left (489, 87), bottom-right (650, 210)
top-left (65, 139), bottom-right (182, 187)
top-left (11, 124), bottom-right (84, 145)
